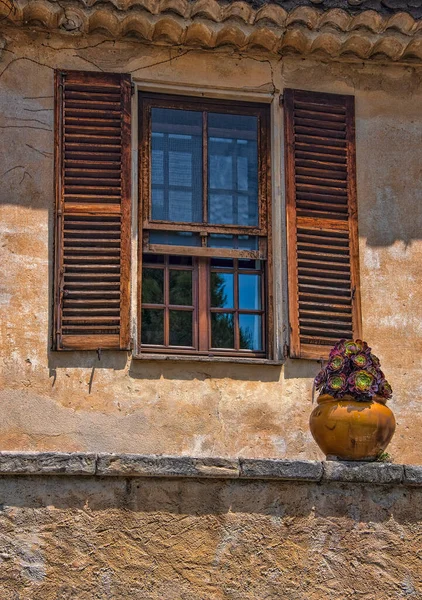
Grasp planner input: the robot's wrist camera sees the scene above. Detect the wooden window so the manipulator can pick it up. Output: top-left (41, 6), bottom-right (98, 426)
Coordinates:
top-left (139, 94), bottom-right (272, 358)
top-left (53, 70), bottom-right (132, 350)
top-left (284, 89), bottom-right (362, 360)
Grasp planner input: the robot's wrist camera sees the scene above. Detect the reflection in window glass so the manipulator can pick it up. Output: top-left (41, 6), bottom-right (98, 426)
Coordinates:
top-left (208, 113), bottom-right (258, 226)
top-left (169, 311), bottom-right (192, 346)
top-left (211, 313), bottom-right (234, 348)
top-left (239, 274), bottom-right (261, 310)
top-left (149, 231), bottom-right (201, 247)
top-left (151, 108), bottom-right (202, 223)
top-left (169, 270), bottom-right (192, 306)
top-left (142, 268), bottom-right (164, 304)
top-left (211, 273), bottom-right (234, 309)
top-left (239, 314), bottom-right (262, 350)
top-left (141, 309), bottom-right (164, 345)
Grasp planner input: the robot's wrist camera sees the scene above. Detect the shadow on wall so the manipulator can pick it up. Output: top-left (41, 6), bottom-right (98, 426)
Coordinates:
top-left (359, 185), bottom-right (422, 248)
top-left (1, 476), bottom-right (421, 526)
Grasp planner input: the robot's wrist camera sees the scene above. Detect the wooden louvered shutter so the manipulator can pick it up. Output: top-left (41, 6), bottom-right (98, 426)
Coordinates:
top-left (284, 89), bottom-right (362, 360)
top-left (54, 70), bottom-right (131, 350)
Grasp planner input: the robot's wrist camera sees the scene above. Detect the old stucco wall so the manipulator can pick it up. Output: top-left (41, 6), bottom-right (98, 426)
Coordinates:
top-left (1, 472), bottom-right (422, 599)
top-left (0, 28), bottom-right (421, 461)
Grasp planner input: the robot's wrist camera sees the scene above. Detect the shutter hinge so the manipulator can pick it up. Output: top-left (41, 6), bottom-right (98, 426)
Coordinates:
top-left (97, 348), bottom-right (102, 361)
top-left (131, 82), bottom-right (135, 96)
top-left (351, 287), bottom-right (356, 301)
top-left (283, 342), bottom-right (289, 360)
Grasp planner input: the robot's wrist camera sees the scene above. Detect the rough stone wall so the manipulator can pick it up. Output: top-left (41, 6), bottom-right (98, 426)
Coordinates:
top-left (0, 27), bottom-right (421, 461)
top-left (0, 475), bottom-right (421, 599)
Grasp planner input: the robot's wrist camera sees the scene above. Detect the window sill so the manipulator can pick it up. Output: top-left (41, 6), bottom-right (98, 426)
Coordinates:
top-left (132, 353), bottom-right (282, 366)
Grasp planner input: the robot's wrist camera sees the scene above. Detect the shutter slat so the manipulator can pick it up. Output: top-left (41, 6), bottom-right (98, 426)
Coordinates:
top-left (54, 71), bottom-right (131, 351)
top-left (285, 89), bottom-right (362, 360)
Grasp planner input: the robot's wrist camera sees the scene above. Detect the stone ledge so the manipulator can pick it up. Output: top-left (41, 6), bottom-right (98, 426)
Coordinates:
top-left (239, 458), bottom-right (322, 481)
top-left (97, 454), bottom-right (240, 478)
top-left (322, 461), bottom-right (404, 484)
top-left (0, 452), bottom-right (96, 475)
top-left (0, 452), bottom-right (420, 486)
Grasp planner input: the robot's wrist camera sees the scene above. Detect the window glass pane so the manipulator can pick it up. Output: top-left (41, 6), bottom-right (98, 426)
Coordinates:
top-left (208, 234), bottom-right (233, 248)
top-left (151, 108), bottom-right (202, 223)
top-left (210, 258), bottom-right (234, 268)
top-left (239, 314), bottom-right (262, 351)
top-left (169, 311), bottom-right (193, 346)
top-left (169, 256), bottom-right (192, 266)
top-left (149, 231), bottom-right (201, 247)
top-left (239, 274), bottom-right (261, 310)
top-left (169, 270), bottom-right (192, 306)
top-left (238, 236), bottom-right (258, 250)
top-left (239, 259), bottom-right (261, 270)
top-left (143, 254), bottom-right (165, 264)
top-left (211, 313), bottom-right (234, 349)
top-left (141, 309), bottom-right (164, 345)
top-left (142, 268), bottom-right (164, 304)
top-left (208, 113), bottom-right (258, 226)
top-left (211, 273), bottom-right (234, 309)
top-left (208, 234), bottom-right (258, 250)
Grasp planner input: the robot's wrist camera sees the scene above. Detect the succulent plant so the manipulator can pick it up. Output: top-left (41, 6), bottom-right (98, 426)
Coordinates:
top-left (314, 339), bottom-right (393, 402)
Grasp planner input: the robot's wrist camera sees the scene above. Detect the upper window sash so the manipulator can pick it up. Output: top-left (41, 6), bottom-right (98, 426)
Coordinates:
top-left (139, 94), bottom-right (270, 237)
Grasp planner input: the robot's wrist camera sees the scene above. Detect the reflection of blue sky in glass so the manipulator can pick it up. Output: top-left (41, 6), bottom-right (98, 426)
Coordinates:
top-left (151, 108), bottom-right (202, 223)
top-left (211, 273), bottom-right (234, 308)
top-left (239, 274), bottom-right (261, 310)
top-left (239, 314), bottom-right (262, 350)
top-left (208, 113), bottom-right (258, 226)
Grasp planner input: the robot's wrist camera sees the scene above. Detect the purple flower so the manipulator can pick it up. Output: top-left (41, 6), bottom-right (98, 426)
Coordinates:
top-left (351, 353), bottom-right (369, 369)
top-left (378, 379), bottom-right (393, 399)
top-left (314, 368), bottom-right (327, 390)
top-left (326, 373), bottom-right (347, 395)
top-left (327, 355), bottom-right (347, 372)
top-left (347, 370), bottom-right (377, 397)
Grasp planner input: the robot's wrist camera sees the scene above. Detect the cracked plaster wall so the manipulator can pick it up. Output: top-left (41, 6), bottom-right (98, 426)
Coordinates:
top-left (0, 28), bottom-right (421, 461)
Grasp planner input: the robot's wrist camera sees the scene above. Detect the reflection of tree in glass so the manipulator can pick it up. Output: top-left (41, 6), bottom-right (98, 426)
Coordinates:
top-left (141, 309), bottom-right (163, 345)
top-left (211, 272), bottom-right (253, 349)
top-left (142, 269), bottom-right (163, 304)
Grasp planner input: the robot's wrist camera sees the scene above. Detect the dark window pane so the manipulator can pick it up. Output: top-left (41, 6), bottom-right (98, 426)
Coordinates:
top-left (151, 108), bottom-right (203, 223)
top-left (211, 273), bottom-right (234, 308)
top-left (169, 256), bottom-right (193, 266)
top-left (208, 113), bottom-right (258, 226)
top-left (149, 231), bottom-right (201, 247)
top-left (143, 254), bottom-right (165, 264)
top-left (211, 313), bottom-right (234, 349)
top-left (169, 270), bottom-right (192, 306)
top-left (141, 309), bottom-right (164, 345)
top-left (210, 258), bottom-right (234, 268)
top-left (239, 259), bottom-right (261, 270)
top-left (169, 311), bottom-right (193, 346)
top-left (239, 274), bottom-right (261, 310)
top-left (239, 314), bottom-right (262, 350)
top-left (142, 268), bottom-right (164, 304)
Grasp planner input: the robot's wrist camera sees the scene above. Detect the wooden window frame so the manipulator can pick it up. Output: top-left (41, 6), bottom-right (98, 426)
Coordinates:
top-left (138, 93), bottom-right (273, 359)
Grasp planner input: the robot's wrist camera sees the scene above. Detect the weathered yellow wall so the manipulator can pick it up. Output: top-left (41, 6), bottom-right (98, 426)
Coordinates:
top-left (0, 29), bottom-right (421, 461)
top-left (1, 474), bottom-right (422, 599)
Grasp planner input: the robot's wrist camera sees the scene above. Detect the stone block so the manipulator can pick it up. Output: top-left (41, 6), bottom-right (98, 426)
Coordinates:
top-left (97, 454), bottom-right (240, 478)
top-left (323, 461), bottom-right (403, 484)
top-left (0, 452), bottom-right (96, 475)
top-left (239, 458), bottom-right (323, 481)
top-left (403, 465), bottom-right (422, 486)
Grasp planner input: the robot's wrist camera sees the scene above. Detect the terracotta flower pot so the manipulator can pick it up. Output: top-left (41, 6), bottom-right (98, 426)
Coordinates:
top-left (309, 393), bottom-right (396, 461)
